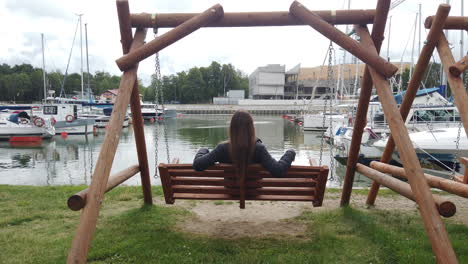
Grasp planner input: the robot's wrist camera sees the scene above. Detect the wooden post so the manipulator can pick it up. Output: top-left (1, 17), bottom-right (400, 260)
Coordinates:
top-left (117, 0), bottom-right (153, 205)
top-left (425, 16), bottom-right (468, 30)
top-left (357, 25), bottom-right (458, 263)
top-left (449, 55), bottom-right (468, 77)
top-left (370, 161), bottom-right (468, 198)
top-left (461, 157), bottom-right (468, 184)
top-left (67, 28), bottom-right (147, 264)
top-left (437, 35), bottom-right (468, 139)
top-left (340, 0), bottom-right (391, 206)
top-left (116, 4), bottom-right (224, 71)
top-left (68, 165), bottom-right (140, 211)
top-left (356, 164), bottom-right (456, 218)
top-left (130, 10), bottom-right (377, 28)
top-left (366, 4), bottom-right (451, 206)
top-left (289, 0), bottom-right (397, 78)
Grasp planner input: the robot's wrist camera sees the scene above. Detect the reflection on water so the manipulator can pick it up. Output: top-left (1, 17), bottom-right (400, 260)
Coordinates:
top-left (0, 115), bottom-right (371, 187)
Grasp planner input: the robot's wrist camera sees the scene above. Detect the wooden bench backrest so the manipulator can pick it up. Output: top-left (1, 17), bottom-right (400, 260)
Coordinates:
top-left (158, 163), bottom-right (329, 208)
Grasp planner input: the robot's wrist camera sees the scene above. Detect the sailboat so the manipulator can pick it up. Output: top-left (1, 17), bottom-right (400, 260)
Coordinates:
top-left (0, 109), bottom-right (55, 140)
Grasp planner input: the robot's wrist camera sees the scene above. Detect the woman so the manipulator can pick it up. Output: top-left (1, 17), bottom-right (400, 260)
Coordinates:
top-left (193, 111), bottom-right (296, 177)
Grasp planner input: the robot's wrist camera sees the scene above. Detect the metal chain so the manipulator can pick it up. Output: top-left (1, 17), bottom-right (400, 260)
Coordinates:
top-left (452, 120), bottom-right (462, 176)
top-left (319, 42), bottom-right (334, 178)
top-left (327, 43), bottom-right (336, 181)
top-left (153, 123), bottom-right (159, 179)
top-left (163, 121), bottom-right (170, 163)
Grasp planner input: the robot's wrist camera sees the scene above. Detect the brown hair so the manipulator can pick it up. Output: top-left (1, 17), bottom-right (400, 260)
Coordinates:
top-left (228, 111), bottom-right (256, 208)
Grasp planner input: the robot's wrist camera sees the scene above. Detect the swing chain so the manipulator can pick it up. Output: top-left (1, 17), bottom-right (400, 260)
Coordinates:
top-left (153, 27), bottom-right (161, 179)
top-left (154, 124), bottom-right (160, 179)
top-left (319, 42), bottom-right (334, 171)
top-left (452, 120), bottom-right (462, 176)
top-left (327, 44), bottom-right (335, 181)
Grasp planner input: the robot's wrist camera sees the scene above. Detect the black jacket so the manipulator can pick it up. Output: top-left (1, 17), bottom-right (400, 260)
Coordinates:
top-left (193, 139), bottom-right (296, 177)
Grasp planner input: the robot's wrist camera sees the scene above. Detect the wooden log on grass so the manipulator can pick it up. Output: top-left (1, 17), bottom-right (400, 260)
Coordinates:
top-left (289, 0), bottom-right (397, 78)
top-left (461, 157), bottom-right (468, 184)
top-left (356, 164), bottom-right (456, 218)
top-left (68, 165), bottom-right (140, 211)
top-left (449, 55), bottom-right (468, 77)
top-left (116, 4), bottom-right (224, 71)
top-left (356, 25), bottom-right (458, 263)
top-left (67, 28), bottom-right (147, 264)
top-left (370, 161), bottom-right (468, 198)
top-left (437, 34), bottom-right (468, 139)
top-left (117, 0), bottom-right (153, 206)
top-left (340, 0), bottom-right (391, 206)
top-left (425, 16), bottom-right (468, 30)
top-left (366, 4), bottom-right (451, 206)
top-left (130, 10), bottom-right (376, 28)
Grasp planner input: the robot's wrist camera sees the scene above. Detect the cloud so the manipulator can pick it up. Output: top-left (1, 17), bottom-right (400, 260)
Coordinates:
top-left (5, 0), bottom-right (73, 20)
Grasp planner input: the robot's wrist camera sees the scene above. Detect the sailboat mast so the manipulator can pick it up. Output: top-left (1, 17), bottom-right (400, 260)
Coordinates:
top-left (85, 23), bottom-right (91, 101)
top-left (79, 14), bottom-right (84, 99)
top-left (461, 0), bottom-right (465, 79)
top-left (386, 16), bottom-right (392, 62)
top-left (41, 33), bottom-right (47, 101)
top-left (418, 3), bottom-right (421, 57)
top-left (409, 13), bottom-right (418, 79)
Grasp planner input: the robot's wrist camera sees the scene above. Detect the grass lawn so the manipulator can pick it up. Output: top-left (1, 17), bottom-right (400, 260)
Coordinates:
top-left (0, 185), bottom-right (467, 263)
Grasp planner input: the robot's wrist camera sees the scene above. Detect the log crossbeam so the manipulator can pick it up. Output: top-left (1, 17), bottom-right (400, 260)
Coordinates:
top-left (356, 163), bottom-right (456, 218)
top-left (67, 165), bottom-right (141, 211)
top-left (130, 10), bottom-right (377, 28)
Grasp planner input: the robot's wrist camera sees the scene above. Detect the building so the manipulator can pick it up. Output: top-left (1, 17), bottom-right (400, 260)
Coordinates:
top-left (213, 90), bottom-right (245, 105)
top-left (250, 62), bottom-right (411, 100)
top-left (100, 89), bottom-right (119, 103)
top-left (248, 64), bottom-right (285, 99)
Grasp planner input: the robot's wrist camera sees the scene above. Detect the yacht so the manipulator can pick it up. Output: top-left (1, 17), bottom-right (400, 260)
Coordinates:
top-left (34, 103), bottom-right (95, 135)
top-left (0, 110), bottom-right (55, 140)
top-left (141, 103), bottom-right (164, 121)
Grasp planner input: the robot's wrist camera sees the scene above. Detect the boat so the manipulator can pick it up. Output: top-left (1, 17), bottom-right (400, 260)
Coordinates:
top-left (303, 112), bottom-right (349, 131)
top-left (80, 107), bottom-right (130, 128)
top-left (0, 110), bottom-right (55, 140)
top-left (34, 103), bottom-right (95, 135)
top-left (141, 103), bottom-right (164, 121)
top-left (373, 127), bottom-right (468, 172)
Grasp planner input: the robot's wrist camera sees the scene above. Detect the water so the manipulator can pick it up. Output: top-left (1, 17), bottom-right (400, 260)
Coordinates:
top-left (0, 115), bottom-right (372, 187)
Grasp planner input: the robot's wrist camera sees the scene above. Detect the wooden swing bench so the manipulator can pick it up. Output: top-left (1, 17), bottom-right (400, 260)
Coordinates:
top-left (158, 162), bottom-right (329, 208)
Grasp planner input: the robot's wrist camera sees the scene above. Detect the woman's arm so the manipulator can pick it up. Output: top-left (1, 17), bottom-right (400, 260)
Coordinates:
top-left (257, 144), bottom-right (296, 177)
top-left (192, 144), bottom-right (226, 171)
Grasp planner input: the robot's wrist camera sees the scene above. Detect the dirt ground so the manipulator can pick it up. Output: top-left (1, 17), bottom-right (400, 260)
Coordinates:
top-left (156, 193), bottom-right (468, 239)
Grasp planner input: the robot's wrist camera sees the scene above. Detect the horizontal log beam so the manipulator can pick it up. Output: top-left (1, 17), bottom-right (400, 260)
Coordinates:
top-left (425, 16), bottom-right (468, 30)
top-left (370, 161), bottom-right (468, 199)
top-left (116, 4), bottom-right (224, 71)
top-left (67, 165), bottom-right (140, 211)
top-left (289, 1), bottom-right (398, 78)
top-left (130, 10), bottom-right (376, 28)
top-left (449, 54), bottom-right (468, 77)
top-left (356, 164), bottom-right (456, 218)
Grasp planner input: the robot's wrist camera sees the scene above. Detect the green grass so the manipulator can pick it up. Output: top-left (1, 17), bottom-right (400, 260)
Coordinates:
top-left (0, 185), bottom-right (467, 263)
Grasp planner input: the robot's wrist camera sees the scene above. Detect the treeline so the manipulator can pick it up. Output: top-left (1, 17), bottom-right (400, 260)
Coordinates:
top-left (150, 61), bottom-right (249, 104)
top-left (0, 61), bottom-right (248, 104)
top-left (0, 63), bottom-right (126, 103)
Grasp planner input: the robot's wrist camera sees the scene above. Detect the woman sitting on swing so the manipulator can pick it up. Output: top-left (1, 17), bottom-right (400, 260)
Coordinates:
top-left (193, 110), bottom-right (296, 177)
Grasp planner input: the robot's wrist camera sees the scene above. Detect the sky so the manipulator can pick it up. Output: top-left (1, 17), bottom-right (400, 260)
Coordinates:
top-left (0, 0), bottom-right (466, 87)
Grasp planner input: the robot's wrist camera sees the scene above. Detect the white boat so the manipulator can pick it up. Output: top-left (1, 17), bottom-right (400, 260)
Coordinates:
top-left (303, 112), bottom-right (348, 131)
top-left (0, 111), bottom-right (55, 140)
top-left (80, 107), bottom-right (130, 128)
top-left (141, 103), bottom-right (164, 120)
top-left (35, 104), bottom-right (95, 135)
top-left (373, 127), bottom-right (468, 171)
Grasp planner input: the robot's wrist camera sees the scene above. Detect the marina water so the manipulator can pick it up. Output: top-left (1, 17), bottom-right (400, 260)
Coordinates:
top-left (0, 115), bottom-right (372, 187)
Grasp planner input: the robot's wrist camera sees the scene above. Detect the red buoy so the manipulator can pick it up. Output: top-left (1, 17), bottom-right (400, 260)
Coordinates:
top-left (60, 132), bottom-right (68, 139)
top-left (150, 117), bottom-right (155, 123)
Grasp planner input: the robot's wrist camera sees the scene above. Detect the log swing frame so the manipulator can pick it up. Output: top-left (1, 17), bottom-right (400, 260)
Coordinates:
top-left (66, 0), bottom-right (464, 263)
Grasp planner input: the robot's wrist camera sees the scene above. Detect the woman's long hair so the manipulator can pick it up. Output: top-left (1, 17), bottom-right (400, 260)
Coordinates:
top-left (228, 111), bottom-right (256, 208)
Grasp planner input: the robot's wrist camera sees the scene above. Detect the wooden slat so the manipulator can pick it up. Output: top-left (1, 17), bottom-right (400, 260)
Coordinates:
top-left (172, 185), bottom-right (316, 196)
top-left (164, 163), bottom-right (324, 172)
top-left (173, 193), bottom-right (315, 201)
top-left (171, 177), bottom-right (317, 188)
top-left (167, 169), bottom-right (320, 178)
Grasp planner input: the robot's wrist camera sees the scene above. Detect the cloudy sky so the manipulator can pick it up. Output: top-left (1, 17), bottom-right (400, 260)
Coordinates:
top-left (0, 0), bottom-right (465, 86)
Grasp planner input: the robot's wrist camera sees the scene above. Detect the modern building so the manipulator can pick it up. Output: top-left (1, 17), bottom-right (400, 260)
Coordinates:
top-left (248, 64), bottom-right (285, 99)
top-left (250, 63), bottom-right (411, 100)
